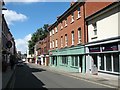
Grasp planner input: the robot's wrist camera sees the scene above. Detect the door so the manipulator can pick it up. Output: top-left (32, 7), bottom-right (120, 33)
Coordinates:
top-left (79, 56), bottom-right (82, 73)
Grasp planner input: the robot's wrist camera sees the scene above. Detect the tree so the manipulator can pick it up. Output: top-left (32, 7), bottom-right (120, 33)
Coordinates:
top-left (28, 24), bottom-right (49, 55)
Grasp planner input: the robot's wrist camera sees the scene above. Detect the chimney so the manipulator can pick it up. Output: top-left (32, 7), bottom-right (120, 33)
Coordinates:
top-left (70, 1), bottom-right (75, 6)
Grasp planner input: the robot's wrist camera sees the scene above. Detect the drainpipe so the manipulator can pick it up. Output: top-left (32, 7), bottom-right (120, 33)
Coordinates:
top-left (83, 2), bottom-right (86, 74)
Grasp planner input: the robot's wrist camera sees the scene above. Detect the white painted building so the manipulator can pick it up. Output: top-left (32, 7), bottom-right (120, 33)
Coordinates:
top-left (85, 2), bottom-right (120, 75)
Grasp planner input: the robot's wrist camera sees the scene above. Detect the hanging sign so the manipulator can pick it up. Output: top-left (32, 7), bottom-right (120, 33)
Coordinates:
top-left (6, 41), bottom-right (12, 48)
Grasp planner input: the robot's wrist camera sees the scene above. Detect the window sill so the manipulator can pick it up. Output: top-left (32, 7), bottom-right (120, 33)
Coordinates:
top-left (64, 24), bottom-right (67, 28)
top-left (91, 36), bottom-right (97, 39)
top-left (77, 42), bottom-right (82, 45)
top-left (76, 16), bottom-right (81, 20)
top-left (60, 28), bottom-right (63, 30)
top-left (70, 20), bottom-right (74, 24)
top-left (71, 44), bottom-right (74, 47)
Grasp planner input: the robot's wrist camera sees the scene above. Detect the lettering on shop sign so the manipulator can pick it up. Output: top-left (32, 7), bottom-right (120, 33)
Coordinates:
top-left (89, 46), bottom-right (100, 52)
top-left (102, 44), bottom-right (118, 51)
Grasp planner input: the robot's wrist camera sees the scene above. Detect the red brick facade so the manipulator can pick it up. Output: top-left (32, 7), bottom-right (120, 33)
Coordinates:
top-left (48, 2), bottom-right (112, 51)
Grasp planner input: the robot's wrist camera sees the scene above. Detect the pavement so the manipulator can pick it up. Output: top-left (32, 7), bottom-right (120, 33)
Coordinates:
top-left (29, 63), bottom-right (119, 89)
top-left (2, 65), bottom-right (16, 89)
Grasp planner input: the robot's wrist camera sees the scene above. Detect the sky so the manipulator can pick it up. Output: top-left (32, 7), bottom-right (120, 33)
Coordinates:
top-left (3, 1), bottom-right (71, 54)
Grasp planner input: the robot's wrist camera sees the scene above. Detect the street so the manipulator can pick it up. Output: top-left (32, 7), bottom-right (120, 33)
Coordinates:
top-left (13, 63), bottom-right (113, 89)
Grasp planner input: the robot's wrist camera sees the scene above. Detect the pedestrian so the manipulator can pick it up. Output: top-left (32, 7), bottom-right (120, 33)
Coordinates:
top-left (10, 55), bottom-right (15, 70)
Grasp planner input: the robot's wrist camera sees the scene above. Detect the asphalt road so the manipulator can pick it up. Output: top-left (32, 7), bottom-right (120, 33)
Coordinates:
top-left (13, 63), bottom-right (113, 89)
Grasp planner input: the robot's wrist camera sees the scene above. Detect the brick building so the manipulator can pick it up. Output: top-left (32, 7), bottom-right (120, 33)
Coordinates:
top-left (48, 2), bottom-right (113, 73)
top-left (34, 35), bottom-right (50, 66)
top-left (2, 1), bottom-right (17, 72)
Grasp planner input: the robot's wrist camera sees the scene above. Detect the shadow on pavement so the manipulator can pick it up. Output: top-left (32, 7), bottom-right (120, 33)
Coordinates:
top-left (13, 64), bottom-right (48, 89)
top-left (30, 67), bottom-right (46, 73)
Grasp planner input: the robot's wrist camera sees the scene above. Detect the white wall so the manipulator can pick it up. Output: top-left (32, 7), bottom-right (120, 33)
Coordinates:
top-left (88, 9), bottom-right (119, 42)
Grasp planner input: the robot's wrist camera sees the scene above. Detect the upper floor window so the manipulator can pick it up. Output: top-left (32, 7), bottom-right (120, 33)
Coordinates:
top-left (65, 34), bottom-right (68, 46)
top-left (55, 39), bottom-right (58, 48)
top-left (52, 29), bottom-right (54, 35)
top-left (78, 28), bottom-right (81, 44)
top-left (52, 40), bottom-right (54, 48)
top-left (71, 31), bottom-right (74, 45)
top-left (50, 41), bottom-right (52, 49)
top-left (60, 21), bottom-right (63, 30)
top-left (77, 7), bottom-right (81, 19)
top-left (93, 22), bottom-right (97, 36)
top-left (64, 18), bottom-right (67, 27)
top-left (71, 12), bottom-right (74, 23)
top-left (61, 36), bottom-right (63, 47)
top-left (50, 31), bottom-right (52, 36)
top-left (55, 27), bottom-right (58, 33)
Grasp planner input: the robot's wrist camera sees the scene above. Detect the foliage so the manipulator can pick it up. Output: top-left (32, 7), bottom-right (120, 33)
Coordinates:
top-left (28, 24), bottom-right (49, 54)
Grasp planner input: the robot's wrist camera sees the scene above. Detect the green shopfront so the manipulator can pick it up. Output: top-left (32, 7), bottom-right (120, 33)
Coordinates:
top-left (49, 45), bottom-right (85, 73)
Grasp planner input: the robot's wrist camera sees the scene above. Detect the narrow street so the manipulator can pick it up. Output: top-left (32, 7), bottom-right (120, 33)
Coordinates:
top-left (13, 63), bottom-right (111, 89)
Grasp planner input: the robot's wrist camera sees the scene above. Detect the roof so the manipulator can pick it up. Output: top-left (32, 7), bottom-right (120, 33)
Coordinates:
top-left (48, 2), bottom-right (84, 30)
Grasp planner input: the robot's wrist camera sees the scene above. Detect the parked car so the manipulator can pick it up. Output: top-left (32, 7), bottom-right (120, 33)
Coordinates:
top-left (17, 60), bottom-right (24, 66)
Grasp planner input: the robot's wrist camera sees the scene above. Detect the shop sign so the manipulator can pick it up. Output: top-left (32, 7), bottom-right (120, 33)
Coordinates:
top-left (89, 46), bottom-right (100, 52)
top-left (6, 41), bottom-right (12, 48)
top-left (102, 44), bottom-right (118, 51)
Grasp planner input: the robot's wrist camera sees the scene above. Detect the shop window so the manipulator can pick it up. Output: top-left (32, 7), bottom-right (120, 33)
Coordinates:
top-left (71, 56), bottom-right (74, 66)
top-left (100, 54), bottom-right (104, 70)
top-left (106, 54), bottom-right (112, 71)
top-left (62, 56), bottom-right (68, 65)
top-left (75, 56), bottom-right (78, 66)
top-left (113, 53), bottom-right (119, 72)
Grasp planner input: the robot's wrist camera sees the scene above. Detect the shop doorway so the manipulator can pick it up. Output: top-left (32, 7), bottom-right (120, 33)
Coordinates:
top-left (79, 55), bottom-right (82, 73)
top-left (91, 55), bottom-right (98, 68)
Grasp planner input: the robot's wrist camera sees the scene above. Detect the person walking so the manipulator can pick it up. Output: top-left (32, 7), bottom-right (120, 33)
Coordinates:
top-left (10, 55), bottom-right (15, 70)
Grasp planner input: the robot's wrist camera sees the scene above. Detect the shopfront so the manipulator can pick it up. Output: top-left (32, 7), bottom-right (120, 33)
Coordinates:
top-left (86, 42), bottom-right (119, 75)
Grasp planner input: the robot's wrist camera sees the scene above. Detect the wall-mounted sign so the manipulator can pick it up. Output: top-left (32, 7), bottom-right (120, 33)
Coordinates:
top-left (102, 43), bottom-right (118, 51)
top-left (89, 46), bottom-right (100, 52)
top-left (6, 41), bottom-right (12, 48)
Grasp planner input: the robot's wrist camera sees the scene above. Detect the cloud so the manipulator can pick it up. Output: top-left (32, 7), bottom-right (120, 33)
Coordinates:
top-left (15, 34), bottom-right (32, 54)
top-left (2, 10), bottom-right (28, 25)
top-left (4, 0), bottom-right (46, 2)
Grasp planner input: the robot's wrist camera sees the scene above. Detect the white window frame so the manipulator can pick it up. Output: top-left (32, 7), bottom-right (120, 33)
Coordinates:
top-left (78, 28), bottom-right (81, 44)
top-left (52, 40), bottom-right (54, 48)
top-left (55, 39), bottom-right (58, 48)
top-left (50, 31), bottom-right (52, 36)
top-left (65, 34), bottom-right (68, 46)
top-left (77, 7), bottom-right (81, 19)
top-left (71, 12), bottom-right (74, 23)
top-left (71, 31), bottom-right (74, 45)
top-left (61, 36), bottom-right (63, 47)
top-left (93, 23), bottom-right (97, 36)
top-left (52, 29), bottom-right (54, 35)
top-left (50, 41), bottom-right (52, 49)
top-left (55, 27), bottom-right (58, 33)
top-left (64, 18), bottom-right (67, 27)
top-left (61, 22), bottom-right (63, 30)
